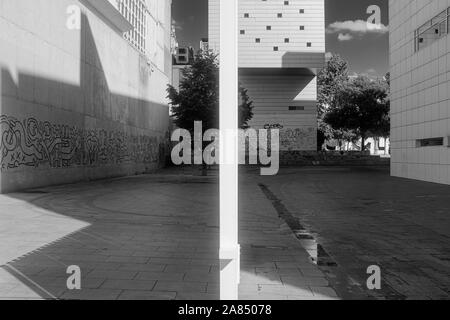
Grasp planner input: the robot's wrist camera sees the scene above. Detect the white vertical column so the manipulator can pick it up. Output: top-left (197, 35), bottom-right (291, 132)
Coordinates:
top-left (219, 0), bottom-right (240, 301)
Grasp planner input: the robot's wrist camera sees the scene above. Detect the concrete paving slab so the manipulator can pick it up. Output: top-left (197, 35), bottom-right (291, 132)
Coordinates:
top-left (0, 170), bottom-right (339, 300)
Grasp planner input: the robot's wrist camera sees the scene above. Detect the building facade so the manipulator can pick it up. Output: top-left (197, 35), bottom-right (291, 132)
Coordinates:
top-left (390, 0), bottom-right (450, 185)
top-left (209, 0), bottom-right (325, 151)
top-left (0, 0), bottom-right (172, 193)
top-left (200, 38), bottom-right (209, 53)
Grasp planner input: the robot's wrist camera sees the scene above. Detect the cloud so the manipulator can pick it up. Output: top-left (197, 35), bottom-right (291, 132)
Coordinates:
top-left (338, 33), bottom-right (353, 41)
top-left (327, 19), bottom-right (389, 41)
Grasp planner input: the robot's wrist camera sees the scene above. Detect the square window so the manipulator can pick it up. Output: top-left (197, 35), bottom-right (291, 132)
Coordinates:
top-left (285, 38), bottom-right (289, 43)
top-left (278, 13), bottom-right (282, 18)
top-left (266, 26), bottom-right (272, 30)
top-left (300, 25), bottom-right (305, 30)
top-left (307, 42), bottom-right (312, 47)
top-left (299, 9), bottom-right (305, 13)
top-left (284, 1), bottom-right (289, 5)
top-left (244, 13), bottom-right (249, 18)
top-left (273, 46), bottom-right (279, 51)
top-left (240, 30), bottom-right (245, 35)
top-left (255, 38), bottom-right (261, 43)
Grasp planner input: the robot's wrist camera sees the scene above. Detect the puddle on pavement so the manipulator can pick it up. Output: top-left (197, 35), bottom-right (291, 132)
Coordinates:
top-left (293, 230), bottom-right (338, 267)
top-left (258, 183), bottom-right (338, 268)
top-left (257, 183), bottom-right (413, 299)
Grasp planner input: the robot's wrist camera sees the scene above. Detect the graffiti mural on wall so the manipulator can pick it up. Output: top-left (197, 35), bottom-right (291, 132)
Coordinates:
top-left (0, 115), bottom-right (166, 171)
top-left (280, 127), bottom-right (316, 151)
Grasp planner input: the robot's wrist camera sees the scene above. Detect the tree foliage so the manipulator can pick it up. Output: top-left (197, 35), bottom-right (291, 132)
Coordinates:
top-left (317, 53), bottom-right (356, 149)
top-left (317, 53), bottom-right (349, 116)
top-left (167, 51), bottom-right (253, 132)
top-left (324, 75), bottom-right (390, 151)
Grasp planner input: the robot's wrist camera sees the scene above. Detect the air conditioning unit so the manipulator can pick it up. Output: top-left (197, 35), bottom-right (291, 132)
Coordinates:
top-left (175, 47), bottom-right (189, 65)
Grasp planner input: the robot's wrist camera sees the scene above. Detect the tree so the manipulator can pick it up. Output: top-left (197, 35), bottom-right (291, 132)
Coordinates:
top-left (317, 53), bottom-right (349, 116)
top-left (167, 51), bottom-right (254, 173)
top-left (319, 120), bottom-right (358, 150)
top-left (167, 51), bottom-right (253, 132)
top-left (239, 85), bottom-right (254, 129)
top-left (317, 53), bottom-right (355, 150)
top-left (324, 76), bottom-right (390, 152)
top-left (369, 73), bottom-right (390, 139)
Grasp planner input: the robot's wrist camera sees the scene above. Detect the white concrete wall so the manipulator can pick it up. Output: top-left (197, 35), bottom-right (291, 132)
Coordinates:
top-left (390, 0), bottom-right (450, 185)
top-left (144, 0), bottom-right (171, 72)
top-left (0, 0), bottom-right (171, 193)
top-left (208, 0), bottom-right (324, 151)
top-left (209, 0), bottom-right (220, 53)
top-left (240, 73), bottom-right (317, 150)
top-left (209, 0), bottom-right (325, 68)
top-left (172, 65), bottom-right (189, 93)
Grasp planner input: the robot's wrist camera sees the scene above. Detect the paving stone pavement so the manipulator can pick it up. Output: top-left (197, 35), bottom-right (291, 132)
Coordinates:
top-left (252, 166), bottom-right (450, 300)
top-left (0, 170), bottom-right (335, 300)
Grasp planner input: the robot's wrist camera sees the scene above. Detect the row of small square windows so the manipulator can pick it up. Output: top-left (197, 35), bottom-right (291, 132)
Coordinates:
top-left (244, 9), bottom-right (305, 18)
top-left (244, 11), bottom-right (304, 18)
top-left (241, 8), bottom-right (306, 33)
top-left (260, 0), bottom-right (304, 8)
top-left (239, 31), bottom-right (312, 48)
top-left (252, 37), bottom-right (311, 45)
top-left (272, 42), bottom-right (312, 50)
top-left (240, 25), bottom-right (305, 33)
top-left (241, 2), bottom-right (308, 50)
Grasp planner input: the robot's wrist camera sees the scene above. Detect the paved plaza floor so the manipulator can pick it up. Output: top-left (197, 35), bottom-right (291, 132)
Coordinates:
top-left (254, 166), bottom-right (450, 300)
top-left (0, 169), bottom-right (334, 300)
top-left (0, 166), bottom-right (449, 300)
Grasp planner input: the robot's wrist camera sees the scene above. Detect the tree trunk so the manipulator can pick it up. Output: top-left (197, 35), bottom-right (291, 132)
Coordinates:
top-left (361, 134), bottom-right (366, 153)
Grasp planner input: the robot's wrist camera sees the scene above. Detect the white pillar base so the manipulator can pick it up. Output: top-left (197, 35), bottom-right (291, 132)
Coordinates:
top-left (220, 245), bottom-right (240, 300)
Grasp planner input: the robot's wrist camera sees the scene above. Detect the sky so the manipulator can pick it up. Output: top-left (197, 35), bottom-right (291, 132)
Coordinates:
top-left (172, 0), bottom-right (389, 77)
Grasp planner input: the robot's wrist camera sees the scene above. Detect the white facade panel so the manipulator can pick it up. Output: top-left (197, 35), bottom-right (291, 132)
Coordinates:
top-left (208, 0), bottom-right (324, 151)
top-left (389, 0), bottom-right (450, 185)
top-left (209, 0), bottom-right (325, 69)
top-left (240, 74), bottom-right (317, 151)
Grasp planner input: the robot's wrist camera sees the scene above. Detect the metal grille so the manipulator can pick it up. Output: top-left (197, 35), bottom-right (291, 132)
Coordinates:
top-left (117, 0), bottom-right (148, 55)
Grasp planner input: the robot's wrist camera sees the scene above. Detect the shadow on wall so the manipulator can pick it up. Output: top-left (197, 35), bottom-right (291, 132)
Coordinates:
top-left (281, 52), bottom-right (324, 152)
top-left (0, 13), bottom-right (171, 193)
top-left (239, 67), bottom-right (318, 152)
top-left (281, 52), bottom-right (325, 70)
